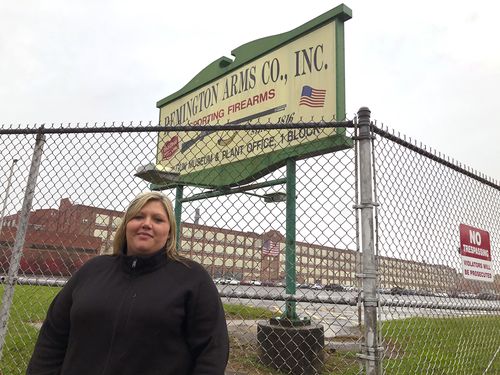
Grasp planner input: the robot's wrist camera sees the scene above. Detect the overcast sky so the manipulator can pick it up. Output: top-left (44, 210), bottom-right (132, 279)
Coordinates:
top-left (1, 0), bottom-right (498, 181)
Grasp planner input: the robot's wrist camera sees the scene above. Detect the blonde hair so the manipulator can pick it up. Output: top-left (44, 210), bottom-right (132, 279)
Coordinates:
top-left (113, 191), bottom-right (180, 261)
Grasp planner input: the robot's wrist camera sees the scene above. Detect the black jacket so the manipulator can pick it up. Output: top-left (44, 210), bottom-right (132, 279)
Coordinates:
top-left (27, 251), bottom-right (229, 375)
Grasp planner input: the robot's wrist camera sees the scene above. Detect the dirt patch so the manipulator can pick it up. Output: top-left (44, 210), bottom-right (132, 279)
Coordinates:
top-left (328, 335), bottom-right (361, 342)
top-left (381, 339), bottom-right (405, 359)
top-left (29, 321), bottom-right (43, 330)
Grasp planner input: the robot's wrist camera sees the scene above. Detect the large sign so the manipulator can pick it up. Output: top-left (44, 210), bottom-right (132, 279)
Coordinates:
top-left (156, 5), bottom-right (352, 187)
top-left (459, 224), bottom-right (493, 282)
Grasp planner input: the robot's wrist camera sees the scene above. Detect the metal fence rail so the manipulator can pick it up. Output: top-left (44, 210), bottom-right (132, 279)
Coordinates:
top-left (0, 113), bottom-right (498, 374)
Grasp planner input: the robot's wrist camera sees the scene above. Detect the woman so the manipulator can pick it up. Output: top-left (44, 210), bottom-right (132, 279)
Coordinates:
top-left (27, 191), bottom-right (229, 374)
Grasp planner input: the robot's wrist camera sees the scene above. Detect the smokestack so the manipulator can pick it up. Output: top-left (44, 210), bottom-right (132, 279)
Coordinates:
top-left (194, 207), bottom-right (201, 225)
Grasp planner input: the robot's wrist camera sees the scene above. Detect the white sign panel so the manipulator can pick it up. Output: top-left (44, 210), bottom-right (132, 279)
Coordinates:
top-left (459, 224), bottom-right (493, 282)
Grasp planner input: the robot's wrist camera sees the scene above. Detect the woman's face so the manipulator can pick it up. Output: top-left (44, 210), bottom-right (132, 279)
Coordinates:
top-left (125, 200), bottom-right (170, 256)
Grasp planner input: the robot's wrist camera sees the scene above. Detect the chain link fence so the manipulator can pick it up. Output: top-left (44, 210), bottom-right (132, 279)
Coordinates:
top-left (371, 122), bottom-right (500, 374)
top-left (0, 112), bottom-right (498, 374)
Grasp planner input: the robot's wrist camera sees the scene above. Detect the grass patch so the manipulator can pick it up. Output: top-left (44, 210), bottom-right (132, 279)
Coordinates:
top-left (0, 284), bottom-right (60, 375)
top-left (224, 303), bottom-right (279, 320)
top-left (381, 316), bottom-right (500, 374)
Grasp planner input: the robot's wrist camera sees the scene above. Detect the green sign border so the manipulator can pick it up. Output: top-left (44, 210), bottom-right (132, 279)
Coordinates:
top-left (154, 4), bottom-right (352, 189)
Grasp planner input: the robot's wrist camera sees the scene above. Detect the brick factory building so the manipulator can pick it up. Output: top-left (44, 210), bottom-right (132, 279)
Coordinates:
top-left (1, 198), bottom-right (497, 293)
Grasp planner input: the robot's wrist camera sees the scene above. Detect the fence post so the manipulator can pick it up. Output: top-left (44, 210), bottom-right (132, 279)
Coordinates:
top-left (284, 158), bottom-right (298, 320)
top-left (356, 107), bottom-right (381, 374)
top-left (0, 158), bottom-right (19, 232)
top-left (0, 129), bottom-right (46, 361)
top-left (174, 185), bottom-right (183, 252)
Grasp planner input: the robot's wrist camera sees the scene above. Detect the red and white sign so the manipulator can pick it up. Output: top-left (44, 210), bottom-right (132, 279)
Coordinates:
top-left (459, 224), bottom-right (493, 282)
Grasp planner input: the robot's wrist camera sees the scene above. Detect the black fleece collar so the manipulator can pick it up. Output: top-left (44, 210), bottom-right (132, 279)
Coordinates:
top-left (120, 249), bottom-right (168, 275)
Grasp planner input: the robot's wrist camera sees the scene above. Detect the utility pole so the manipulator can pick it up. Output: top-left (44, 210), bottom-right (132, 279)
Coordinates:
top-left (0, 158), bottom-right (19, 232)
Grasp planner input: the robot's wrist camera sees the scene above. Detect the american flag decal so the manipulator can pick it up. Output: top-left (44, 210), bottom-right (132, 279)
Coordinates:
top-left (299, 85), bottom-right (326, 108)
top-left (262, 240), bottom-right (280, 257)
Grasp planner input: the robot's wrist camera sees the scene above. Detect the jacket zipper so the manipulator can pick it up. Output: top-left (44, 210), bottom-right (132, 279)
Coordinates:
top-left (102, 258), bottom-right (137, 375)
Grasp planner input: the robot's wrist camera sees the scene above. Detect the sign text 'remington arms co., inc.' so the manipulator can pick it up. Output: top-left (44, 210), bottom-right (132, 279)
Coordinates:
top-left (156, 21), bottom-right (339, 178)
